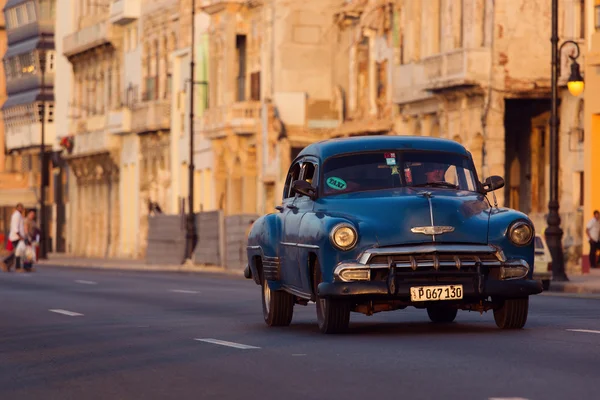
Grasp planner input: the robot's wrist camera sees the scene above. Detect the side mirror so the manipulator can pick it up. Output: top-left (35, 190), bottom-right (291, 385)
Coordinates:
top-left (292, 180), bottom-right (317, 200)
top-left (483, 175), bottom-right (505, 193)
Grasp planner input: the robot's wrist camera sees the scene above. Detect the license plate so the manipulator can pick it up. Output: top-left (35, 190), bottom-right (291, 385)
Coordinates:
top-left (410, 285), bottom-right (463, 302)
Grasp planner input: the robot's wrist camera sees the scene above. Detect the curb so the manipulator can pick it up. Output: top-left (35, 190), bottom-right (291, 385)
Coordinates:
top-left (36, 260), bottom-right (245, 277)
top-left (546, 282), bottom-right (600, 295)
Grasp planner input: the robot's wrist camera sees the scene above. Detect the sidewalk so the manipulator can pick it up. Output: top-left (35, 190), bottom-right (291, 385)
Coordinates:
top-left (546, 269), bottom-right (600, 295)
top-left (35, 252), bottom-right (245, 277)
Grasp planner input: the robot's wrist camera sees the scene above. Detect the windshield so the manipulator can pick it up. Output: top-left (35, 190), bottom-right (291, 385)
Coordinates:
top-left (322, 151), bottom-right (479, 195)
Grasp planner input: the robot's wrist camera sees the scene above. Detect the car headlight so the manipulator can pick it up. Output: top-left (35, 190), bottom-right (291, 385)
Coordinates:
top-left (508, 221), bottom-right (534, 246)
top-left (330, 223), bottom-right (358, 251)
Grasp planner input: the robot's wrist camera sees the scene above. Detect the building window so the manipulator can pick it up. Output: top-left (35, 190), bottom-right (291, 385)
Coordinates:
top-left (26, 2), bottom-right (36, 22)
top-left (580, 0), bottom-right (586, 39)
top-left (250, 71), bottom-right (260, 101)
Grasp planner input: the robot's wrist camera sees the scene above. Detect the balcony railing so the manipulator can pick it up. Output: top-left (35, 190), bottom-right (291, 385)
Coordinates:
top-left (5, 122), bottom-right (56, 151)
top-left (107, 108), bottom-right (133, 134)
top-left (392, 63), bottom-right (432, 105)
top-left (421, 48), bottom-right (492, 91)
top-left (71, 128), bottom-right (119, 157)
top-left (201, 101), bottom-right (261, 137)
top-left (109, 0), bottom-right (141, 25)
top-left (131, 99), bottom-right (171, 133)
top-left (63, 21), bottom-right (113, 57)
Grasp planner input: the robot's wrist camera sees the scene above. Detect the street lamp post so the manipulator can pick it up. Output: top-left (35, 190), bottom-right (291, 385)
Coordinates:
top-left (185, 0), bottom-right (197, 262)
top-left (547, 0), bottom-right (585, 282)
top-left (39, 49), bottom-right (48, 260)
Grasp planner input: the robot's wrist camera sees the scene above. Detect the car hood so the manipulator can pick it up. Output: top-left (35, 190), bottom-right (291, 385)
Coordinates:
top-left (315, 188), bottom-right (491, 246)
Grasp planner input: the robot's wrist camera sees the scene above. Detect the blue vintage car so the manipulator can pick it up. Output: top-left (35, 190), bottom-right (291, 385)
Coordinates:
top-left (245, 136), bottom-right (543, 334)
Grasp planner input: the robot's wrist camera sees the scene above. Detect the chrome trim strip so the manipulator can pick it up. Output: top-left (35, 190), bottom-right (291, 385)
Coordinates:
top-left (297, 244), bottom-right (320, 249)
top-left (247, 245), bottom-right (261, 250)
top-left (357, 244), bottom-right (499, 265)
top-left (280, 242), bottom-right (320, 249)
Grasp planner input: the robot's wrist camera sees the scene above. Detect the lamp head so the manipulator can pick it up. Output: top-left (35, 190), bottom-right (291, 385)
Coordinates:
top-left (567, 61), bottom-right (584, 97)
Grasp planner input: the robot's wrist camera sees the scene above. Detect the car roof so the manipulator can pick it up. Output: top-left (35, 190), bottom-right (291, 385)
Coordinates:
top-left (297, 135), bottom-right (471, 162)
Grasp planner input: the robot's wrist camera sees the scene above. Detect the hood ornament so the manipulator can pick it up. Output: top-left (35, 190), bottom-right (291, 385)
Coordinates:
top-left (411, 226), bottom-right (455, 235)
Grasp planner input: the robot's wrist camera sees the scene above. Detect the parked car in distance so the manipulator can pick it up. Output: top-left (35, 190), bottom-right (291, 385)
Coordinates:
top-left (245, 136), bottom-right (543, 334)
top-left (534, 234), bottom-right (553, 291)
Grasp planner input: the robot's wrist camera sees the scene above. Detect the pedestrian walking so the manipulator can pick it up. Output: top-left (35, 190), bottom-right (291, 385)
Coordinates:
top-left (2, 203), bottom-right (26, 272)
top-left (586, 210), bottom-right (600, 269)
top-left (22, 209), bottom-right (39, 272)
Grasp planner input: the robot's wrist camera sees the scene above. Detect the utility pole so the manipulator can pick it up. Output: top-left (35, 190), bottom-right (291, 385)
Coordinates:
top-left (185, 0), bottom-right (197, 261)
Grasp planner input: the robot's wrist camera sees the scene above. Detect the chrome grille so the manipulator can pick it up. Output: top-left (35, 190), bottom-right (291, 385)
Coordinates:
top-left (369, 253), bottom-right (501, 271)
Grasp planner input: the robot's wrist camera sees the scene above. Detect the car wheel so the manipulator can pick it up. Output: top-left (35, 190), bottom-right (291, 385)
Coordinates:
top-left (542, 280), bottom-right (550, 291)
top-left (261, 272), bottom-right (294, 327)
top-left (426, 306), bottom-right (457, 323)
top-left (493, 297), bottom-right (529, 329)
top-left (314, 261), bottom-right (350, 334)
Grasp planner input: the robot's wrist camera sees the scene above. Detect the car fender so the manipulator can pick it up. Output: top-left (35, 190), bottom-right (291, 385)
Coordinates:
top-left (488, 208), bottom-right (535, 278)
top-left (297, 212), bottom-right (371, 284)
top-left (247, 213), bottom-right (282, 286)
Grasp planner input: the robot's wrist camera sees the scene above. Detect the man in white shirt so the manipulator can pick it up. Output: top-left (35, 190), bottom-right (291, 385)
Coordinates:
top-left (586, 210), bottom-right (600, 269)
top-left (3, 203), bottom-right (25, 271)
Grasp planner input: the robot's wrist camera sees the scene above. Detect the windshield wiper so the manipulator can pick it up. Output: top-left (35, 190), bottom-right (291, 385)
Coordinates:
top-left (412, 181), bottom-right (459, 190)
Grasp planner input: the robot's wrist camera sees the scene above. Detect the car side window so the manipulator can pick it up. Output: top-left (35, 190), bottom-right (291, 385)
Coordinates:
top-left (301, 162), bottom-right (317, 186)
top-left (283, 162), bottom-right (301, 199)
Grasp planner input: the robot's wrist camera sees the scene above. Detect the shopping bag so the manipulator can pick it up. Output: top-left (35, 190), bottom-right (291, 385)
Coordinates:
top-left (15, 240), bottom-right (27, 258)
top-left (24, 244), bottom-right (36, 264)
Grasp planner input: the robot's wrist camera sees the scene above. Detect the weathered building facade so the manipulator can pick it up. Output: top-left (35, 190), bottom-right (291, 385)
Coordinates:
top-left (1, 0), bottom-right (65, 252)
top-left (333, 0), bottom-right (586, 272)
top-left (63, 0), bottom-right (123, 257)
top-left (200, 0), bottom-right (340, 215)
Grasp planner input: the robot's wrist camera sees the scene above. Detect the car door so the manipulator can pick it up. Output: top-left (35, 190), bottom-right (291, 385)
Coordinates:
top-left (278, 161), bottom-right (303, 287)
top-left (283, 158), bottom-right (318, 292)
top-left (295, 158), bottom-right (320, 294)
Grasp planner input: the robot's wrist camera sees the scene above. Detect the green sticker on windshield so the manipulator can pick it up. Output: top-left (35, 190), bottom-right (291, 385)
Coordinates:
top-left (326, 177), bottom-right (347, 191)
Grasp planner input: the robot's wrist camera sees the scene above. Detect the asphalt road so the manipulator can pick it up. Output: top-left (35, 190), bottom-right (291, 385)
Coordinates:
top-left (1, 267), bottom-right (599, 400)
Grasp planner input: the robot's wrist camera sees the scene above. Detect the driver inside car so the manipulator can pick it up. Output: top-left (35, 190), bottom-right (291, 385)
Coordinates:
top-left (424, 163), bottom-right (448, 183)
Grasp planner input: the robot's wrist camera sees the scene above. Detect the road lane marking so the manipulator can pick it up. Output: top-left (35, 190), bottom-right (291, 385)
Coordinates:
top-left (170, 289), bottom-right (199, 294)
top-left (194, 338), bottom-right (260, 349)
top-left (75, 280), bottom-right (97, 285)
top-left (49, 309), bottom-right (84, 317)
top-left (489, 398), bottom-right (529, 400)
top-left (567, 329), bottom-right (600, 334)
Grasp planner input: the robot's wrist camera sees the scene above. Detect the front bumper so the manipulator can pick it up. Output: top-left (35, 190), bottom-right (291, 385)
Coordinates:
top-left (319, 244), bottom-right (543, 300)
top-left (318, 279), bottom-right (542, 299)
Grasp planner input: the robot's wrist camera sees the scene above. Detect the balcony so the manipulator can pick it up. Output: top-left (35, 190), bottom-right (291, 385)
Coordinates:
top-left (231, 101), bottom-right (261, 134)
top-left (5, 122), bottom-right (56, 151)
top-left (71, 129), bottom-right (119, 157)
top-left (63, 21), bottom-right (114, 57)
top-left (131, 100), bottom-right (171, 133)
top-left (199, 0), bottom-right (247, 14)
top-left (201, 101), bottom-right (261, 138)
top-left (392, 63), bottom-right (433, 105)
top-left (107, 108), bottom-right (133, 134)
top-left (421, 48), bottom-right (492, 92)
top-left (109, 0), bottom-right (141, 25)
